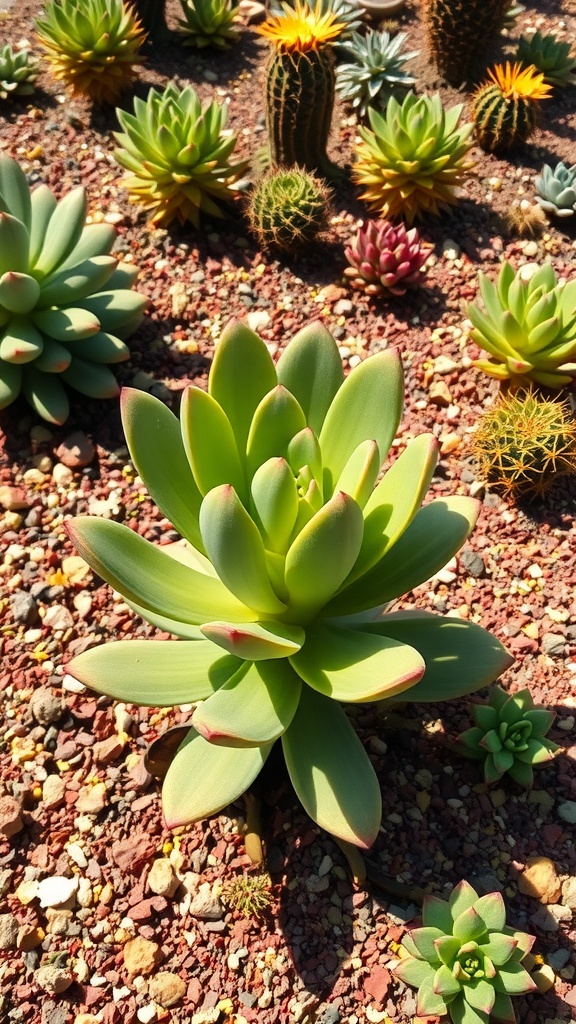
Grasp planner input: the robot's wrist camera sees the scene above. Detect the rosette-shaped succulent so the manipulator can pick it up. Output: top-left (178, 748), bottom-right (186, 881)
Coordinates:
top-left (0, 45), bottom-right (38, 100)
top-left (35, 0), bottom-right (147, 104)
top-left (467, 261), bottom-right (576, 389)
top-left (247, 168), bottom-right (331, 253)
top-left (471, 62), bottom-right (551, 154)
top-left (0, 156), bottom-right (146, 424)
top-left (353, 92), bottom-right (474, 224)
top-left (336, 30), bottom-right (418, 117)
top-left (67, 320), bottom-right (511, 849)
top-left (394, 880), bottom-right (537, 1024)
top-left (113, 83), bottom-right (248, 228)
top-left (535, 162), bottom-right (576, 218)
top-left (178, 0), bottom-right (240, 49)
top-left (517, 30), bottom-right (576, 88)
top-left (344, 218), bottom-right (430, 296)
top-left (457, 685), bottom-right (559, 787)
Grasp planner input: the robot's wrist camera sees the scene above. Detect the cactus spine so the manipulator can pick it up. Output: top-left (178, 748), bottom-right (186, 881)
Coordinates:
top-left (247, 167), bottom-right (330, 252)
top-left (421, 0), bottom-right (510, 85)
top-left (471, 62), bottom-right (551, 154)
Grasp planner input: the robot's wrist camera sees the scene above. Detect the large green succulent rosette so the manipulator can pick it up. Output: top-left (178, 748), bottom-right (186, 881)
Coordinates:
top-left (67, 321), bottom-right (512, 848)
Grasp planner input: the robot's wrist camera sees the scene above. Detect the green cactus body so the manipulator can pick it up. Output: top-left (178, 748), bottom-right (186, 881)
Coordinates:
top-left (247, 167), bottom-right (330, 252)
top-left (265, 48), bottom-right (336, 175)
top-left (471, 82), bottom-right (535, 153)
top-left (421, 0), bottom-right (509, 85)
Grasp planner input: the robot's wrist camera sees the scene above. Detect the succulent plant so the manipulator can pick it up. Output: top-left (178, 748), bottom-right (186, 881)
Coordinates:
top-left (0, 45), bottom-right (39, 100)
top-left (471, 62), bottom-right (552, 154)
top-left (503, 200), bottom-right (546, 238)
top-left (456, 685), bottom-right (559, 786)
top-left (0, 156), bottom-right (146, 424)
top-left (421, 0), bottom-right (510, 85)
top-left (258, 0), bottom-right (345, 176)
top-left (66, 320), bottom-right (511, 850)
top-left (535, 162), bottom-right (576, 218)
top-left (517, 30), bottom-right (576, 88)
top-left (344, 218), bottom-right (430, 296)
top-left (353, 92), bottom-right (474, 225)
top-left (113, 83), bottom-right (248, 228)
top-left (471, 390), bottom-right (576, 502)
top-left (336, 30), bottom-right (419, 117)
top-left (246, 167), bottom-right (331, 253)
top-left (467, 261), bottom-right (576, 389)
top-left (35, 0), bottom-right (147, 104)
top-left (394, 879), bottom-right (537, 1024)
top-left (131, 0), bottom-right (170, 41)
top-left (220, 873), bottom-right (274, 917)
top-left (178, 0), bottom-right (240, 49)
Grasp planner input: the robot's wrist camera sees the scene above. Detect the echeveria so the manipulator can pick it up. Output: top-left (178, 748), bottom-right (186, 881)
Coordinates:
top-left (395, 880), bottom-right (537, 1024)
top-left (67, 321), bottom-right (512, 848)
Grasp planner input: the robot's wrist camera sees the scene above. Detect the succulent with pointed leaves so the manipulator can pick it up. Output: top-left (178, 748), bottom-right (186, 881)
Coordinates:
top-left (0, 45), bottom-right (38, 100)
top-left (535, 162), bottom-right (576, 218)
top-left (178, 0), bottom-right (240, 49)
top-left (0, 156), bottom-right (146, 424)
top-left (336, 30), bottom-right (418, 117)
top-left (456, 685), bottom-right (559, 787)
top-left (394, 880), bottom-right (537, 1024)
top-left (66, 320), bottom-right (512, 850)
top-left (344, 218), bottom-right (430, 296)
top-left (467, 261), bottom-right (576, 389)
top-left (516, 30), bottom-right (576, 88)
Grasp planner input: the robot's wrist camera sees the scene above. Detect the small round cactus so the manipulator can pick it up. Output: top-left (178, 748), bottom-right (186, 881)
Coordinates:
top-left (344, 219), bottom-right (430, 297)
top-left (472, 391), bottom-right (576, 502)
top-left (471, 62), bottom-right (552, 153)
top-left (535, 161), bottom-right (576, 218)
top-left (246, 167), bottom-right (331, 253)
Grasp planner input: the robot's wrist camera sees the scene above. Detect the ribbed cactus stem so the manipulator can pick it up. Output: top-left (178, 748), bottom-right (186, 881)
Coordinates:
top-left (422, 0), bottom-right (510, 85)
top-left (131, 0), bottom-right (169, 40)
top-left (265, 48), bottom-right (337, 176)
top-left (472, 86), bottom-right (535, 153)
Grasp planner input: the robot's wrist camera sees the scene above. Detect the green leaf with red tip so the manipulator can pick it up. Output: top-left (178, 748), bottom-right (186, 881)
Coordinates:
top-left (200, 620), bottom-right (304, 660)
top-left (453, 907), bottom-right (488, 942)
top-left (290, 622), bottom-right (424, 703)
top-left (433, 964), bottom-right (462, 999)
top-left (67, 516), bottom-right (257, 625)
top-left (394, 958), bottom-right (435, 988)
top-left (121, 388), bottom-right (205, 553)
top-left (180, 385), bottom-right (246, 501)
top-left (422, 895), bottom-right (453, 933)
top-left (246, 385), bottom-right (307, 477)
top-left (199, 485), bottom-right (286, 616)
top-left (208, 320), bottom-right (277, 452)
top-left (282, 685), bottom-right (381, 849)
top-left (250, 457), bottom-right (299, 554)
top-left (192, 659), bottom-right (301, 747)
top-left (67, 639), bottom-right (241, 705)
top-left (276, 321), bottom-right (344, 435)
top-left (494, 961), bottom-right (537, 996)
top-left (410, 927), bottom-right (445, 963)
top-left (162, 727), bottom-right (272, 828)
top-left (478, 935), bottom-right (517, 967)
top-left (449, 881), bottom-right (480, 917)
top-left (474, 892), bottom-right (506, 933)
top-left (416, 976), bottom-right (449, 1016)
top-left (435, 935), bottom-right (462, 967)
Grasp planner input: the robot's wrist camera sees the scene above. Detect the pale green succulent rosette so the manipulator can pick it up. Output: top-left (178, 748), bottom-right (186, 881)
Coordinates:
top-left (517, 30), bottom-right (576, 88)
top-left (395, 880), bottom-right (537, 1024)
top-left (535, 161), bottom-right (576, 218)
top-left (336, 30), bottom-right (419, 117)
top-left (468, 261), bottom-right (576, 389)
top-left (0, 45), bottom-right (38, 100)
top-left (67, 321), bottom-right (512, 849)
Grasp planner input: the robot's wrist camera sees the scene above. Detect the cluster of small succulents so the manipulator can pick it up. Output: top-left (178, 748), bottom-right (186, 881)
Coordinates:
top-left (516, 30), bottom-right (576, 88)
top-left (0, 44), bottom-right (38, 100)
top-left (0, 155), bottom-right (146, 424)
top-left (456, 684), bottom-right (559, 785)
top-left (471, 62), bottom-right (552, 153)
top-left (535, 162), bottom-right (576, 218)
top-left (113, 83), bottom-right (248, 228)
top-left (344, 219), bottom-right (430, 296)
top-left (246, 167), bottom-right (331, 253)
top-left (353, 92), bottom-right (475, 224)
top-left (336, 30), bottom-right (418, 117)
top-left (178, 0), bottom-right (240, 49)
top-left (35, 0), bottom-right (147, 103)
top-left (471, 391), bottom-right (576, 502)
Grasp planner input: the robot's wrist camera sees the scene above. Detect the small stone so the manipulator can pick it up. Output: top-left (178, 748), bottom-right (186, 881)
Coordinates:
top-left (42, 775), bottom-right (66, 808)
top-left (52, 463), bottom-right (74, 487)
top-left (45, 908), bottom-right (74, 935)
top-left (0, 485), bottom-right (29, 510)
top-left (35, 964), bottom-right (73, 994)
top-left (55, 432), bottom-right (95, 468)
top-left (433, 355), bottom-right (458, 375)
top-left (429, 381), bottom-right (452, 407)
top-left (561, 875), bottom-right (576, 909)
top-left (74, 1016), bottom-right (101, 1024)
top-left (148, 971), bottom-right (186, 1008)
top-left (137, 1006), bottom-right (158, 1024)
top-left (547, 948), bottom-right (571, 971)
top-left (518, 857), bottom-right (562, 904)
top-left (124, 937), bottom-right (163, 976)
top-left (17, 924), bottom-right (44, 951)
top-left (147, 859), bottom-right (179, 898)
top-left (37, 875), bottom-right (78, 908)
top-left (460, 549), bottom-right (486, 577)
top-left (10, 591), bottom-right (40, 627)
top-left (246, 310), bottom-right (271, 332)
top-left (0, 795), bottom-right (24, 838)
top-left (43, 604), bottom-right (75, 631)
top-left (112, 833), bottom-right (157, 873)
top-left (542, 634), bottom-right (566, 657)
top-left (442, 239), bottom-right (461, 260)
top-left (92, 735), bottom-right (126, 764)
top-left (30, 688), bottom-right (63, 726)
top-left (0, 913), bottom-right (19, 949)
top-left (76, 782), bottom-right (107, 814)
top-left (62, 555), bottom-right (91, 584)
top-left (15, 879), bottom-right (39, 904)
top-left (333, 299), bottom-right (354, 317)
top-left (189, 886), bottom-right (224, 920)
top-left (190, 1011), bottom-right (221, 1024)
top-left (557, 801), bottom-right (576, 824)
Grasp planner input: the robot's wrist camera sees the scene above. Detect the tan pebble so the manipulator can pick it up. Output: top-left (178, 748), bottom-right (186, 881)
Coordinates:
top-left (415, 791), bottom-right (431, 813)
top-left (17, 925), bottom-right (44, 951)
top-left (561, 875), bottom-right (576, 909)
top-left (62, 555), bottom-right (91, 583)
top-left (518, 856), bottom-right (562, 904)
top-left (439, 432), bottom-right (460, 455)
top-left (52, 463), bottom-right (74, 487)
top-left (76, 781), bottom-right (107, 815)
top-left (148, 971), bottom-right (186, 1008)
top-left (123, 936), bottom-right (163, 976)
top-left (0, 485), bottom-right (29, 510)
top-left (532, 964), bottom-right (555, 993)
top-left (0, 795), bottom-right (24, 838)
top-left (15, 880), bottom-right (39, 905)
top-left (429, 381), bottom-right (452, 407)
top-left (148, 859), bottom-right (179, 898)
top-left (74, 1015), bottom-right (101, 1024)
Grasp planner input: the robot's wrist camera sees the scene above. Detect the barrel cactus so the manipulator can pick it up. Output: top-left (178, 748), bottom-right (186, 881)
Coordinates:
top-left (178, 0), bottom-right (240, 49)
top-left (0, 156), bottom-right (146, 424)
top-left (35, 0), bottom-right (147, 104)
top-left (421, 0), bottom-right (510, 85)
top-left (344, 219), bottom-right (430, 296)
top-left (247, 167), bottom-right (331, 253)
top-left (471, 62), bottom-right (552, 154)
top-left (516, 30), bottom-right (576, 88)
top-left (336, 30), bottom-right (419, 117)
top-left (535, 162), bottom-right (576, 218)
top-left (0, 45), bottom-right (38, 100)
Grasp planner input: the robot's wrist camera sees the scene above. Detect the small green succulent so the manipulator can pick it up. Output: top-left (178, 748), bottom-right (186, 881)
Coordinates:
top-left (246, 167), bottom-right (331, 252)
top-left (394, 880), bottom-right (537, 1024)
top-left (220, 873), bottom-right (274, 917)
top-left (66, 320), bottom-right (511, 851)
top-left (456, 685), bottom-right (559, 787)
top-left (0, 45), bottom-right (38, 100)
top-left (467, 261), bottom-right (576, 389)
top-left (0, 155), bottom-right (146, 424)
top-left (336, 30), bottom-right (418, 116)
top-left (178, 0), bottom-right (240, 49)
top-left (535, 162), bottom-right (576, 218)
top-left (517, 30), bottom-right (576, 88)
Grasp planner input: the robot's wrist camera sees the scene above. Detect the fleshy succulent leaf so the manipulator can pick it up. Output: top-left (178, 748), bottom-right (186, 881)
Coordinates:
top-left (276, 321), bottom-right (345, 435)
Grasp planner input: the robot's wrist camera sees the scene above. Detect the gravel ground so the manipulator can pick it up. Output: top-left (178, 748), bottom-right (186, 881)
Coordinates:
top-left (0, 1), bottom-right (575, 1023)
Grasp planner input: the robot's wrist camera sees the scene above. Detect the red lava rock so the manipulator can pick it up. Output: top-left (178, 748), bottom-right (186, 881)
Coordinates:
top-left (111, 833), bottom-right (157, 874)
top-left (54, 431), bottom-right (96, 468)
top-left (127, 896), bottom-right (168, 921)
top-left (92, 736), bottom-right (125, 764)
top-left (362, 965), bottom-right (391, 1005)
top-left (0, 794), bottom-right (24, 838)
